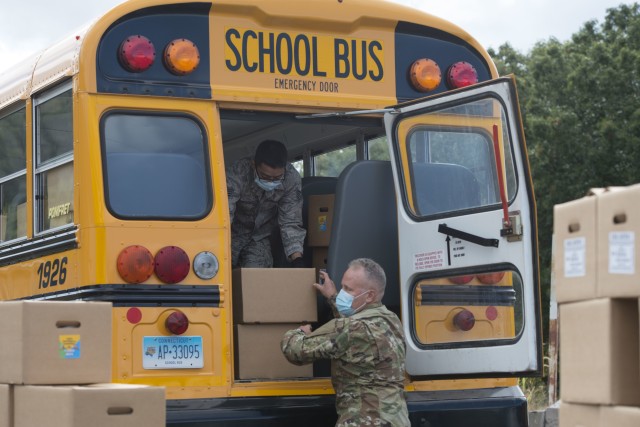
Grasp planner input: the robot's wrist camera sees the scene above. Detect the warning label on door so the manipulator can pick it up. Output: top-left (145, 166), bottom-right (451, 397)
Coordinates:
top-left (609, 231), bottom-right (635, 275)
top-left (414, 250), bottom-right (444, 271)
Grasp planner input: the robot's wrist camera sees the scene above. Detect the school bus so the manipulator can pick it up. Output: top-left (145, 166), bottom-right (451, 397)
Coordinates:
top-left (0, 0), bottom-right (542, 425)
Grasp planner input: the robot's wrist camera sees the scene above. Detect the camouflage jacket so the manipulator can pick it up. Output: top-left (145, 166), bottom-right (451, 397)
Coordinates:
top-left (226, 157), bottom-right (306, 257)
top-left (281, 303), bottom-right (409, 427)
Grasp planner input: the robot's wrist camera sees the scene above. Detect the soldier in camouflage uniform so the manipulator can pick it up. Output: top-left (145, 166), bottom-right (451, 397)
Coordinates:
top-left (281, 258), bottom-right (409, 427)
top-left (226, 140), bottom-right (306, 268)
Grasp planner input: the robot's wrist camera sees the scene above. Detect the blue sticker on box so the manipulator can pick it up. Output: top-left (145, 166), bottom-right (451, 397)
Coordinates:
top-left (59, 335), bottom-right (81, 359)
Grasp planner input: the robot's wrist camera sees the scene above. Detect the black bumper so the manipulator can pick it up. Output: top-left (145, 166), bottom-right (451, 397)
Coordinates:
top-left (167, 386), bottom-right (528, 427)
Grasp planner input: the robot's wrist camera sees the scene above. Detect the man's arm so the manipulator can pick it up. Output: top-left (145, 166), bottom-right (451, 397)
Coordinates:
top-left (281, 319), bottom-right (349, 365)
top-left (225, 160), bottom-right (247, 223)
top-left (278, 167), bottom-right (306, 258)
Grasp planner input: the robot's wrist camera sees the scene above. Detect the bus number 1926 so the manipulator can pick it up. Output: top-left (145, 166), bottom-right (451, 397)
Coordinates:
top-left (37, 257), bottom-right (68, 289)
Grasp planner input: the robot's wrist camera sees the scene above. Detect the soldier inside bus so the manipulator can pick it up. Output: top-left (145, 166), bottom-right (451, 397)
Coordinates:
top-left (226, 139), bottom-right (306, 268)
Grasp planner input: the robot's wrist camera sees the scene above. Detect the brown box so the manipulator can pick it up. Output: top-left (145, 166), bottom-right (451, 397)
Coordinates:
top-left (236, 324), bottom-right (313, 379)
top-left (560, 298), bottom-right (640, 405)
top-left (553, 194), bottom-right (597, 302)
top-left (232, 268), bottom-right (317, 323)
top-left (14, 383), bottom-right (165, 427)
top-left (307, 194), bottom-right (334, 246)
top-left (558, 401), bottom-right (600, 427)
top-left (600, 406), bottom-right (640, 426)
top-left (597, 185), bottom-right (640, 297)
top-left (0, 384), bottom-right (10, 427)
top-left (0, 301), bottom-right (112, 385)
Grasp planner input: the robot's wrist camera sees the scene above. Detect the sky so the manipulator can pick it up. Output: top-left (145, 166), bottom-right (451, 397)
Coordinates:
top-left (0, 0), bottom-right (635, 74)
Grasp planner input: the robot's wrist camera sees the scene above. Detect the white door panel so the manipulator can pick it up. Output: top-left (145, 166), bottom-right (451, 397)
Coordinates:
top-left (385, 77), bottom-right (541, 377)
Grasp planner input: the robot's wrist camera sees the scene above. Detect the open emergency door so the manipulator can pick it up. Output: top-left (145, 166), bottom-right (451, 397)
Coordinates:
top-left (385, 76), bottom-right (541, 377)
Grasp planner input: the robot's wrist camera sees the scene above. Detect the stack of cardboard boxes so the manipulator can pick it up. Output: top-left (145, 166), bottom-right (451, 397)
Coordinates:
top-left (232, 268), bottom-right (317, 379)
top-left (554, 185), bottom-right (640, 426)
top-left (307, 194), bottom-right (335, 274)
top-left (0, 301), bottom-right (165, 427)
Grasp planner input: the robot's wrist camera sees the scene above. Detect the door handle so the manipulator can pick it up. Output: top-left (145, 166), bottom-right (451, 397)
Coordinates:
top-left (438, 224), bottom-right (499, 248)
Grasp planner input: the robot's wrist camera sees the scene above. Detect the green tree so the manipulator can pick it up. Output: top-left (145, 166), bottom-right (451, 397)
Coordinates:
top-left (490, 3), bottom-right (640, 347)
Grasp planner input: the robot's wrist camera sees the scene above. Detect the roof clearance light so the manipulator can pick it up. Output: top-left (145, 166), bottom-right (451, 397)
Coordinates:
top-left (409, 58), bottom-right (442, 92)
top-left (193, 251), bottom-right (219, 280)
top-left (119, 35), bottom-right (156, 72)
top-left (155, 246), bottom-right (190, 284)
top-left (164, 38), bottom-right (200, 75)
top-left (477, 271), bottom-right (506, 285)
top-left (446, 61), bottom-right (478, 89)
top-left (449, 275), bottom-right (474, 285)
top-left (165, 311), bottom-right (189, 335)
top-left (117, 245), bottom-right (155, 284)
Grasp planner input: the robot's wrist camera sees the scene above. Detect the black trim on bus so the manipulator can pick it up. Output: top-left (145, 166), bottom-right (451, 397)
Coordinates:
top-left (166, 387), bottom-right (528, 427)
top-left (394, 21), bottom-right (493, 103)
top-left (0, 226), bottom-right (77, 267)
top-left (418, 284), bottom-right (516, 306)
top-left (21, 284), bottom-right (221, 307)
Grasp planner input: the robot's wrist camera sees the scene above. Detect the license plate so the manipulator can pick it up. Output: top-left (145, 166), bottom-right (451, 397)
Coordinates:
top-left (143, 336), bottom-right (204, 369)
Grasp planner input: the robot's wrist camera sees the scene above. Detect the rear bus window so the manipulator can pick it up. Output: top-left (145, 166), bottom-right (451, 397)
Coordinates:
top-left (102, 113), bottom-right (211, 219)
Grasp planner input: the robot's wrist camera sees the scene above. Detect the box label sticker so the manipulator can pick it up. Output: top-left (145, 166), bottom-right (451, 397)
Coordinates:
top-left (564, 237), bottom-right (586, 278)
top-left (318, 215), bottom-right (327, 232)
top-left (59, 335), bottom-right (81, 359)
top-left (609, 231), bottom-right (635, 275)
top-left (414, 250), bottom-right (444, 271)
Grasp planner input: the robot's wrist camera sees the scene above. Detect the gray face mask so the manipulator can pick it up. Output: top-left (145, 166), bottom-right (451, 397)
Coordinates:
top-left (254, 176), bottom-right (282, 192)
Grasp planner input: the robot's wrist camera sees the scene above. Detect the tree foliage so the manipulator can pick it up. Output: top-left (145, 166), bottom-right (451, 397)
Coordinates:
top-left (489, 3), bottom-right (640, 339)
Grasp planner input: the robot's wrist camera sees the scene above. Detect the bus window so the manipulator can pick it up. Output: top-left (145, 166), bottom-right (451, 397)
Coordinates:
top-left (102, 113), bottom-right (211, 219)
top-left (314, 145), bottom-right (356, 177)
top-left (367, 136), bottom-right (390, 161)
top-left (34, 84), bottom-right (73, 233)
top-left (292, 159), bottom-right (304, 176)
top-left (404, 99), bottom-right (517, 218)
top-left (0, 105), bottom-right (26, 243)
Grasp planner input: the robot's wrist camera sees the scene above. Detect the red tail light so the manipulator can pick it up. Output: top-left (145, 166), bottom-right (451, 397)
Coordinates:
top-left (166, 311), bottom-right (189, 335)
top-left (446, 61), bottom-right (478, 89)
top-left (117, 245), bottom-right (154, 283)
top-left (449, 275), bottom-right (474, 284)
top-left (154, 246), bottom-right (190, 283)
top-left (453, 309), bottom-right (475, 331)
top-left (477, 272), bottom-right (506, 285)
top-left (119, 35), bottom-right (156, 72)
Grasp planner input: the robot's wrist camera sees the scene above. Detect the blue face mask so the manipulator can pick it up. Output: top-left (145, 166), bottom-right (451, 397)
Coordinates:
top-left (254, 176), bottom-right (282, 192)
top-left (335, 289), bottom-right (369, 317)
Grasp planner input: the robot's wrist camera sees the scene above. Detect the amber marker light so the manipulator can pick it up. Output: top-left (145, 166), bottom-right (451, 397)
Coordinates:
top-left (119, 35), bottom-right (156, 72)
top-left (409, 58), bottom-right (442, 92)
top-left (164, 38), bottom-right (200, 75)
top-left (117, 245), bottom-right (155, 284)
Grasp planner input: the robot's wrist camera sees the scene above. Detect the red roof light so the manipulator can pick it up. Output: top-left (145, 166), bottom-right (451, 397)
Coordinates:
top-left (119, 35), bottom-right (156, 72)
top-left (446, 61), bottom-right (478, 89)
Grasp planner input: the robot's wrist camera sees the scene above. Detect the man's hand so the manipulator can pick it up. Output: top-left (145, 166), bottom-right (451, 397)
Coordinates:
top-left (298, 324), bottom-right (312, 335)
top-left (290, 252), bottom-right (305, 268)
top-left (313, 270), bottom-right (337, 299)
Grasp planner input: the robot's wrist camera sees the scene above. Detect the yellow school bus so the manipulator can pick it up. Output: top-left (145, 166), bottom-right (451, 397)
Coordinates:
top-left (0, 0), bottom-right (542, 425)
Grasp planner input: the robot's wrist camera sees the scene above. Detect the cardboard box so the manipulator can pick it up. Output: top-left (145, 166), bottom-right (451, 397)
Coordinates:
top-left (236, 324), bottom-right (313, 379)
top-left (597, 185), bottom-right (640, 297)
top-left (232, 268), bottom-right (317, 323)
top-left (558, 401), bottom-right (600, 427)
top-left (0, 301), bottom-right (112, 385)
top-left (553, 194), bottom-right (597, 302)
top-left (0, 384), bottom-right (10, 427)
top-left (599, 406), bottom-right (640, 426)
top-left (14, 383), bottom-right (165, 427)
top-left (560, 298), bottom-right (640, 405)
top-left (307, 194), bottom-right (334, 246)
